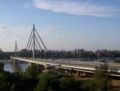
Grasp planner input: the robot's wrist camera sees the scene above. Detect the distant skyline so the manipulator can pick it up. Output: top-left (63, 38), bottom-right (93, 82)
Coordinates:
top-left (0, 0), bottom-right (120, 51)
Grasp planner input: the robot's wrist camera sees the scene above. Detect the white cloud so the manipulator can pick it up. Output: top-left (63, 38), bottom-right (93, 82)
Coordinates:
top-left (0, 25), bottom-right (9, 32)
top-left (33, 0), bottom-right (120, 17)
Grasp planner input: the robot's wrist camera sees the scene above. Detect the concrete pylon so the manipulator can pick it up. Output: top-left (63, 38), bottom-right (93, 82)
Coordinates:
top-left (26, 24), bottom-right (47, 59)
top-left (14, 40), bottom-right (18, 64)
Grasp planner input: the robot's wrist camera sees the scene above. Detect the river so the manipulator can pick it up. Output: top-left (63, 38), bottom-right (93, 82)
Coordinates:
top-left (0, 58), bottom-right (117, 73)
top-left (0, 60), bottom-right (29, 72)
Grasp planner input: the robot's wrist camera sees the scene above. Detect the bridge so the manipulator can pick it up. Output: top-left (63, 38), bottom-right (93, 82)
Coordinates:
top-left (11, 24), bottom-right (120, 77)
top-left (11, 57), bottom-right (120, 77)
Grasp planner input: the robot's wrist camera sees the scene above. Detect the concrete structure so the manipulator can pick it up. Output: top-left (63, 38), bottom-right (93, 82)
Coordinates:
top-left (11, 57), bottom-right (120, 77)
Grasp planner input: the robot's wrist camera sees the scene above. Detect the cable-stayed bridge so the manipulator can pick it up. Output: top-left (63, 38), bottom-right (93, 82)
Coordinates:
top-left (11, 25), bottom-right (120, 77)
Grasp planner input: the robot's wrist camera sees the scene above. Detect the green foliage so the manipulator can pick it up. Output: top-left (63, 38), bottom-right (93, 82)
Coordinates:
top-left (34, 72), bottom-right (60, 91)
top-left (0, 71), bottom-right (10, 91)
top-left (0, 63), bottom-right (4, 71)
top-left (59, 77), bottom-right (82, 91)
top-left (82, 80), bottom-right (95, 91)
top-left (25, 64), bottom-right (39, 78)
top-left (82, 63), bottom-right (112, 91)
top-left (1, 72), bottom-right (38, 91)
top-left (94, 63), bottom-right (111, 91)
top-left (34, 72), bottom-right (84, 91)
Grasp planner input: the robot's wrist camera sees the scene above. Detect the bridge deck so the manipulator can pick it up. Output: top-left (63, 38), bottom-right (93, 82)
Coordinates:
top-left (11, 57), bottom-right (120, 77)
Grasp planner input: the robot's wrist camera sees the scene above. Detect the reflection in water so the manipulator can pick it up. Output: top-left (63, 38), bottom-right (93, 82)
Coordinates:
top-left (0, 60), bottom-right (29, 73)
top-left (17, 63), bottom-right (30, 72)
top-left (4, 63), bottom-right (14, 72)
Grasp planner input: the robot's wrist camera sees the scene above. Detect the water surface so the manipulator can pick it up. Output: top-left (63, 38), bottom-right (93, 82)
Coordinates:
top-left (0, 60), bottom-right (29, 72)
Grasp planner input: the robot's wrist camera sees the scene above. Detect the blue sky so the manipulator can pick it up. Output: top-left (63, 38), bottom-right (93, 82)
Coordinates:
top-left (0, 0), bottom-right (120, 51)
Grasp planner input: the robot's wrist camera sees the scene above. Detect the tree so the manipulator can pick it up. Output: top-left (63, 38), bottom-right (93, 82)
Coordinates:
top-left (0, 63), bottom-right (4, 71)
top-left (83, 62), bottom-right (112, 91)
top-left (25, 64), bottom-right (39, 78)
top-left (34, 72), bottom-right (60, 91)
top-left (94, 62), bottom-right (111, 91)
top-left (0, 71), bottom-right (10, 91)
top-left (59, 77), bottom-right (82, 91)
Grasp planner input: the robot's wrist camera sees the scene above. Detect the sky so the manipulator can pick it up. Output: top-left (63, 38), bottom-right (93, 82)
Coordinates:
top-left (0, 0), bottom-right (120, 51)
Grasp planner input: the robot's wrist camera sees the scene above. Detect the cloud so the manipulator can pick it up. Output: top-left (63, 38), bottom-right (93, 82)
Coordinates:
top-left (33, 0), bottom-right (120, 17)
top-left (0, 25), bottom-right (9, 32)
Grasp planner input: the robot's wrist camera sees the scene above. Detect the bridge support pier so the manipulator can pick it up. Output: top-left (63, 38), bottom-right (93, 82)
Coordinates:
top-left (70, 69), bottom-right (74, 76)
top-left (13, 59), bottom-right (16, 65)
top-left (76, 71), bottom-right (80, 77)
top-left (71, 70), bottom-right (87, 77)
top-left (43, 64), bottom-right (49, 72)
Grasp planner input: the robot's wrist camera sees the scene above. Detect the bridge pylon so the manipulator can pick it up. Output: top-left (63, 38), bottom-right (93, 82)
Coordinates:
top-left (13, 40), bottom-right (18, 64)
top-left (15, 40), bottom-right (18, 57)
top-left (26, 24), bottom-right (47, 60)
